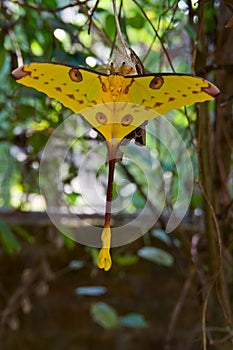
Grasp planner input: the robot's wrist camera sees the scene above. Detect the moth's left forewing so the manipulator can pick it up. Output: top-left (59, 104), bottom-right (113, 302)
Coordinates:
top-left (12, 63), bottom-right (107, 113)
top-left (126, 74), bottom-right (220, 116)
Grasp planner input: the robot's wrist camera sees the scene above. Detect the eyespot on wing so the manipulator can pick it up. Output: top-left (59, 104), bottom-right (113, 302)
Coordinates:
top-left (121, 114), bottom-right (134, 126)
top-left (149, 76), bottom-right (164, 89)
top-left (69, 68), bottom-right (83, 82)
top-left (96, 112), bottom-right (108, 125)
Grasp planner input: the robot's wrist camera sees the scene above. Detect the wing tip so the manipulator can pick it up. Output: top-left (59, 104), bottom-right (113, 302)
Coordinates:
top-left (202, 82), bottom-right (220, 98)
top-left (11, 66), bottom-right (30, 80)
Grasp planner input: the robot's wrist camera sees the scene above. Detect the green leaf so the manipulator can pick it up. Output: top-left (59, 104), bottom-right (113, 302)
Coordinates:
top-left (112, 181), bottom-right (119, 200)
top-left (65, 192), bottom-right (79, 205)
top-left (127, 13), bottom-right (145, 29)
top-left (0, 142), bottom-right (14, 206)
top-left (105, 14), bottom-right (116, 40)
top-left (115, 254), bottom-right (139, 266)
top-left (12, 225), bottom-right (35, 243)
top-left (132, 191), bottom-right (145, 209)
top-left (85, 247), bottom-right (99, 264)
top-left (137, 247), bottom-right (174, 267)
top-left (43, 0), bottom-right (57, 8)
top-left (61, 234), bottom-right (76, 249)
top-left (30, 40), bottom-right (44, 56)
top-left (119, 313), bottom-right (148, 328)
top-left (0, 219), bottom-right (21, 254)
top-left (173, 111), bottom-right (189, 127)
top-left (0, 48), bottom-right (7, 72)
top-left (27, 132), bottom-right (49, 154)
top-left (151, 229), bottom-right (171, 246)
top-left (19, 104), bottom-right (37, 119)
top-left (90, 302), bottom-right (119, 329)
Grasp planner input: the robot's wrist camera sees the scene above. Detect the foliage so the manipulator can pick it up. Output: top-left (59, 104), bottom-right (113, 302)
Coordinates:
top-left (90, 301), bottom-right (148, 329)
top-left (0, 218), bottom-right (21, 253)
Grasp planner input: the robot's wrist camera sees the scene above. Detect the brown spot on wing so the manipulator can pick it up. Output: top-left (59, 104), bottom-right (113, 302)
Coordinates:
top-left (90, 100), bottom-right (98, 105)
top-left (98, 76), bottom-right (108, 92)
top-left (55, 87), bottom-right (62, 92)
top-left (102, 84), bottom-right (108, 92)
top-left (123, 78), bottom-right (134, 94)
top-left (66, 94), bottom-right (75, 100)
top-left (168, 97), bottom-right (175, 102)
top-left (153, 102), bottom-right (163, 108)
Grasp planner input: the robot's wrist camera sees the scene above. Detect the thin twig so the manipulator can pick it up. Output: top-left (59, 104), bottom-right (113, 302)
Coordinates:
top-left (197, 100), bottom-right (233, 342)
top-left (87, 0), bottom-right (100, 34)
top-left (78, 3), bottom-right (113, 47)
top-left (132, 0), bottom-right (175, 72)
top-left (197, 180), bottom-right (223, 269)
top-left (109, 0), bottom-right (124, 59)
top-left (7, 27), bottom-right (23, 66)
top-left (119, 163), bottom-right (166, 228)
top-left (191, 1), bottom-right (204, 75)
top-left (165, 266), bottom-right (196, 348)
top-left (14, 0), bottom-right (113, 48)
top-left (13, 0), bottom-right (89, 13)
top-left (202, 280), bottom-right (215, 350)
top-left (112, 0), bottom-right (128, 54)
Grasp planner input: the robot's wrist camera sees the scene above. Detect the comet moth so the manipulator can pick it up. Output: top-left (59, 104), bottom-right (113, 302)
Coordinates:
top-left (12, 59), bottom-right (219, 271)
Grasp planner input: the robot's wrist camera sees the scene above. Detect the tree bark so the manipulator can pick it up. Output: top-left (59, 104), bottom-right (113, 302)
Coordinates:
top-left (195, 0), bottom-right (233, 336)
